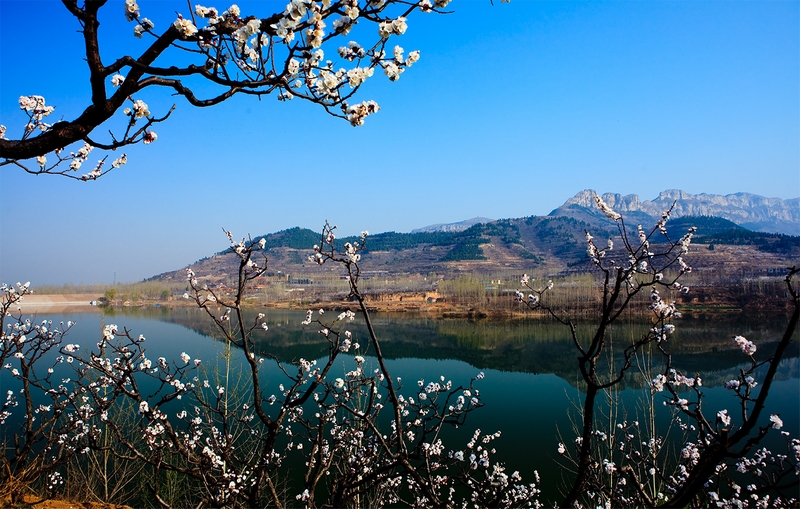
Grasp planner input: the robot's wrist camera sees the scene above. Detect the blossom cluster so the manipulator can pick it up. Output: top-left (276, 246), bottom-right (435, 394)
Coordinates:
top-left (147, 0), bottom-right (424, 124)
top-left (11, 90), bottom-right (143, 179)
top-left (733, 335), bottom-right (757, 356)
top-left (594, 194), bottom-right (621, 221)
top-left (19, 95), bottom-right (55, 134)
top-left (515, 274), bottom-right (553, 308)
top-left (648, 287), bottom-right (679, 319)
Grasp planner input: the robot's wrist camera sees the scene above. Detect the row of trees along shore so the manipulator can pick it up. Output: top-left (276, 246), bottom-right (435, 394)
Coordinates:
top-left (29, 266), bottom-right (794, 316)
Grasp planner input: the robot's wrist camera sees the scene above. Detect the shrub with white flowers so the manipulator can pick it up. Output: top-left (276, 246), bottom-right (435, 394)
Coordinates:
top-left (516, 195), bottom-right (799, 508)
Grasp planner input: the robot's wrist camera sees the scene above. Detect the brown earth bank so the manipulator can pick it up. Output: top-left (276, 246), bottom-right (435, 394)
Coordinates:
top-left (1, 495), bottom-right (130, 509)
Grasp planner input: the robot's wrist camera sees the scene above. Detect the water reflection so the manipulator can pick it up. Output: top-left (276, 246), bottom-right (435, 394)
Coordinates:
top-left (114, 306), bottom-right (800, 389)
top-left (20, 306), bottom-right (797, 504)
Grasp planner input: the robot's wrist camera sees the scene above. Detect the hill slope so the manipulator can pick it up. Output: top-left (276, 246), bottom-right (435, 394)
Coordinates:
top-left (152, 190), bottom-right (799, 296)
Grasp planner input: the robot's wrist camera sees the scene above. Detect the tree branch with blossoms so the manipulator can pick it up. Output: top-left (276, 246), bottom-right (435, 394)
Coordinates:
top-left (0, 0), bottom-right (450, 179)
top-left (516, 196), bottom-right (694, 507)
top-left (27, 220), bottom-right (539, 508)
top-left (309, 221), bottom-right (543, 508)
top-left (516, 195), bottom-right (799, 508)
top-left (655, 266), bottom-right (800, 508)
top-left (0, 282), bottom-right (86, 505)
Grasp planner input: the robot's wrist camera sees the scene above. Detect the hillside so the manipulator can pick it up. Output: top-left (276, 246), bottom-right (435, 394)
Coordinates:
top-left (152, 189), bottom-right (799, 312)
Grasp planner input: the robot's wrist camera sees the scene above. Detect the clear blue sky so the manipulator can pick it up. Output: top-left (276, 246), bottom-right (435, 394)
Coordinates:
top-left (1, 0), bottom-right (798, 285)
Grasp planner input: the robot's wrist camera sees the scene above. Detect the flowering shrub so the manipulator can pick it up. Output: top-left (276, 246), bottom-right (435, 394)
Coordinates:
top-left (0, 283), bottom-right (84, 504)
top-left (516, 195), bottom-right (799, 508)
top-left (2, 226), bottom-right (542, 508)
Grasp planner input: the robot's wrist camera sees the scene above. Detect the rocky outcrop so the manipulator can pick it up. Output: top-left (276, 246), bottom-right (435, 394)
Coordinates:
top-left (554, 190), bottom-right (800, 235)
top-left (411, 217), bottom-right (495, 234)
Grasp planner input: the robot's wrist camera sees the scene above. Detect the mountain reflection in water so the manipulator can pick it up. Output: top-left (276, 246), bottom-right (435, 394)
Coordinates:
top-left (118, 307), bottom-right (799, 388)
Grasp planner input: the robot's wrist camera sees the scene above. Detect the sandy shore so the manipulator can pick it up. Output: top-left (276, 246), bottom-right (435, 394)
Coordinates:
top-left (14, 294), bottom-right (103, 313)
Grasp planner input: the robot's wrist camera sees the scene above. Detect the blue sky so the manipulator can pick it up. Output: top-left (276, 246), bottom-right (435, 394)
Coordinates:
top-left (1, 0), bottom-right (798, 285)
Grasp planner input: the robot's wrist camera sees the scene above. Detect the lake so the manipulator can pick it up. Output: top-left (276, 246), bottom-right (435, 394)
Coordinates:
top-left (4, 306), bottom-right (798, 505)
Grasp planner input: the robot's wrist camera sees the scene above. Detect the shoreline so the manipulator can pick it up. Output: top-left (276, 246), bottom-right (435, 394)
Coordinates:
top-left (14, 294), bottom-right (104, 313)
top-left (16, 293), bottom-right (791, 319)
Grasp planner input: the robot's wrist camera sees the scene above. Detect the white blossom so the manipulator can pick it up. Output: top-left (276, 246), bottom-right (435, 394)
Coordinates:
top-left (124, 0), bottom-right (139, 21)
top-left (173, 18), bottom-right (198, 37)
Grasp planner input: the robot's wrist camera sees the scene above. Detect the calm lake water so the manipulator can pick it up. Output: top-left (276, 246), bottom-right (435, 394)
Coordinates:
top-left (4, 306), bottom-right (798, 504)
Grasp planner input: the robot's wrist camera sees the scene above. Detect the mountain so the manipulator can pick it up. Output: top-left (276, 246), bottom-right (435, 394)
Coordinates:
top-left (551, 190), bottom-right (800, 236)
top-left (411, 217), bottom-right (495, 234)
top-left (152, 190), bottom-right (799, 288)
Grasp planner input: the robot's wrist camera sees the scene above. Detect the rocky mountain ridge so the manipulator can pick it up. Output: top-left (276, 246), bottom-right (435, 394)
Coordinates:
top-left (553, 190), bottom-right (800, 235)
top-left (411, 217), bottom-right (495, 234)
